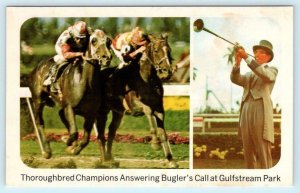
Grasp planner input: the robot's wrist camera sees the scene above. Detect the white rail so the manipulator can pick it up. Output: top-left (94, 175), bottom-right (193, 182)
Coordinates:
top-left (20, 85), bottom-right (189, 98)
top-left (20, 87), bottom-right (32, 97)
top-left (193, 113), bottom-right (281, 134)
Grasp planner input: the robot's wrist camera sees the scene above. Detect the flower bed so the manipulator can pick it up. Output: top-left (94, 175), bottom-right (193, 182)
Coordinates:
top-left (193, 134), bottom-right (281, 160)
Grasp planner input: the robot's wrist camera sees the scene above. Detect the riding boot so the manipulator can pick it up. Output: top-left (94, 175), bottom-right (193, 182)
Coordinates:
top-left (49, 61), bottom-right (68, 93)
top-left (49, 64), bottom-right (60, 93)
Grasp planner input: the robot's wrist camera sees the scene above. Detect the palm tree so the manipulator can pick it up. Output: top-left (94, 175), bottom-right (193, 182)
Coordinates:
top-left (193, 67), bottom-right (198, 80)
top-left (224, 46), bottom-right (236, 66)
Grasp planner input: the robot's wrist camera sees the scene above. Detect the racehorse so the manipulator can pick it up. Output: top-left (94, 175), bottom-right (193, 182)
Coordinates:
top-left (29, 29), bottom-right (112, 159)
top-left (96, 33), bottom-right (179, 168)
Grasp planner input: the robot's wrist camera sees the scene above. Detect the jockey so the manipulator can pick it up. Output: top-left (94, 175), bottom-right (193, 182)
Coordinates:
top-left (110, 27), bottom-right (148, 116)
top-left (111, 27), bottom-right (148, 68)
top-left (43, 21), bottom-right (90, 92)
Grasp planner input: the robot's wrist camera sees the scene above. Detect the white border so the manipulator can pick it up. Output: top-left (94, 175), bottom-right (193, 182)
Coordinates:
top-left (6, 7), bottom-right (293, 187)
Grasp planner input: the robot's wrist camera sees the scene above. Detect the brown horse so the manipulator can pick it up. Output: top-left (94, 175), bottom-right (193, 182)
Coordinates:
top-left (29, 29), bottom-right (112, 159)
top-left (96, 33), bottom-right (179, 168)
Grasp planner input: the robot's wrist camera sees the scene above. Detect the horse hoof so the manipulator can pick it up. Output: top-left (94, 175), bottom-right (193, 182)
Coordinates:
top-left (65, 146), bottom-right (75, 155)
top-left (168, 160), bottom-right (179, 168)
top-left (66, 132), bottom-right (79, 146)
top-left (61, 135), bottom-right (69, 143)
top-left (95, 159), bottom-right (120, 168)
top-left (111, 160), bottom-right (120, 168)
top-left (104, 153), bottom-right (113, 161)
top-left (71, 146), bottom-right (82, 155)
top-left (105, 159), bottom-right (120, 168)
top-left (65, 145), bottom-right (82, 155)
top-left (42, 151), bottom-right (52, 159)
top-left (151, 142), bottom-right (161, 150)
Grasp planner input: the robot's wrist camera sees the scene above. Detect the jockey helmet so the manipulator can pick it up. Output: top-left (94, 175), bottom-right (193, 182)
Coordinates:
top-left (72, 21), bottom-right (88, 38)
top-left (131, 27), bottom-right (147, 46)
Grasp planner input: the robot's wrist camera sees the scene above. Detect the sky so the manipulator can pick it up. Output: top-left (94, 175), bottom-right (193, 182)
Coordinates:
top-left (191, 13), bottom-right (291, 113)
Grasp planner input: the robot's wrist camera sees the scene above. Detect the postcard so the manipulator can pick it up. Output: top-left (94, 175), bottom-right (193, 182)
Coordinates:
top-left (6, 6), bottom-right (293, 187)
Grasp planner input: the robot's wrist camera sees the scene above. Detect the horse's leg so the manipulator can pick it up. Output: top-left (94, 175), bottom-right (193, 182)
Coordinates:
top-left (143, 103), bottom-right (178, 168)
top-left (58, 109), bottom-right (70, 143)
top-left (59, 109), bottom-right (70, 133)
top-left (153, 111), bottom-right (178, 168)
top-left (153, 111), bottom-right (171, 159)
top-left (106, 111), bottom-right (123, 161)
top-left (95, 109), bottom-right (109, 162)
top-left (32, 98), bottom-right (52, 158)
top-left (143, 105), bottom-right (161, 150)
top-left (71, 117), bottom-right (94, 155)
top-left (63, 105), bottom-right (78, 146)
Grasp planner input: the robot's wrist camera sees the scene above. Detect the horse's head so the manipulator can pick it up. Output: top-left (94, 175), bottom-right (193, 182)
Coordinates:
top-left (147, 33), bottom-right (174, 81)
top-left (89, 29), bottom-right (112, 67)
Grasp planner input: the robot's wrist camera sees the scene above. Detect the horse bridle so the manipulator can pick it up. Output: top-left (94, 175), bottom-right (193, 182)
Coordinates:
top-left (143, 40), bottom-right (172, 73)
top-left (88, 35), bottom-right (112, 66)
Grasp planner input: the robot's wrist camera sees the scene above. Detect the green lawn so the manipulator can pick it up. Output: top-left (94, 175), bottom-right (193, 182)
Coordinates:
top-left (20, 140), bottom-right (189, 160)
top-left (21, 105), bottom-right (189, 137)
top-left (37, 106), bottom-right (189, 131)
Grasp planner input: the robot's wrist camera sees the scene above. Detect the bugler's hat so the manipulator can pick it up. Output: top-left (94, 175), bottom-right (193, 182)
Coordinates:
top-left (253, 40), bottom-right (274, 62)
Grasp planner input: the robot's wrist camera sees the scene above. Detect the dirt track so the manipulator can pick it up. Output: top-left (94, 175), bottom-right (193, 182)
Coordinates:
top-left (21, 155), bottom-right (189, 169)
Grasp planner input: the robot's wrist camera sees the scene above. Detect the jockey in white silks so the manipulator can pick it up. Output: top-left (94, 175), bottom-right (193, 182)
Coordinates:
top-left (43, 21), bottom-right (89, 92)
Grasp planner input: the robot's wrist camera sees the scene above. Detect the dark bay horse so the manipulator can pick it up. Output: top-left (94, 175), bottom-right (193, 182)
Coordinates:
top-left (96, 33), bottom-right (179, 168)
top-left (29, 29), bottom-right (112, 159)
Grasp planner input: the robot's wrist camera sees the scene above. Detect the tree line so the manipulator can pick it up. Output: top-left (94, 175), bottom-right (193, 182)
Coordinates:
top-left (21, 17), bottom-right (190, 46)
